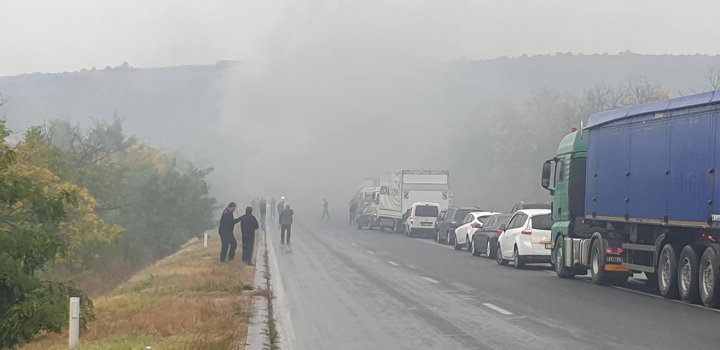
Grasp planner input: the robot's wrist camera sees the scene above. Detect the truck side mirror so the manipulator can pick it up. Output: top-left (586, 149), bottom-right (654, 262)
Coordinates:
top-left (541, 159), bottom-right (556, 192)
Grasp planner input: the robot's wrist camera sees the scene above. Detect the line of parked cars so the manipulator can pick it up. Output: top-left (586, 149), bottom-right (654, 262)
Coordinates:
top-left (357, 201), bottom-right (553, 268)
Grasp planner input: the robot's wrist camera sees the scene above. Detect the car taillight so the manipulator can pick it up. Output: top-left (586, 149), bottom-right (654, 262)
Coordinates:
top-left (521, 229), bottom-right (532, 235)
top-left (471, 223), bottom-right (481, 229)
top-left (606, 247), bottom-right (623, 255)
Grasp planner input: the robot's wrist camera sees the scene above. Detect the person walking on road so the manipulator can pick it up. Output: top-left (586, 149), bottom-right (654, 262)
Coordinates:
top-left (321, 198), bottom-right (330, 221)
top-left (279, 204), bottom-right (294, 245)
top-left (239, 206), bottom-right (259, 265)
top-left (270, 197), bottom-right (277, 220)
top-left (349, 198), bottom-right (359, 225)
top-left (218, 202), bottom-right (243, 263)
top-left (259, 198), bottom-right (267, 231)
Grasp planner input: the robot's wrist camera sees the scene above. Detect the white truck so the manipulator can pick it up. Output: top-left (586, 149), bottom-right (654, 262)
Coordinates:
top-left (377, 170), bottom-right (450, 232)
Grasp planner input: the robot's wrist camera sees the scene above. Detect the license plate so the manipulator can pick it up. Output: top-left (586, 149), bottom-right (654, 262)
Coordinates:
top-left (545, 243), bottom-right (552, 249)
top-left (606, 256), bottom-right (622, 263)
top-left (420, 222), bottom-right (432, 226)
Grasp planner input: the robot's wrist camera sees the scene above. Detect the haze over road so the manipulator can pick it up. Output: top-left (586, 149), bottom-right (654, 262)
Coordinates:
top-left (270, 222), bottom-right (720, 350)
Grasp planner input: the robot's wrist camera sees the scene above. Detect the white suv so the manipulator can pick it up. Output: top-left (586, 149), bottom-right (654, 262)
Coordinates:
top-left (496, 209), bottom-right (552, 268)
top-left (405, 202), bottom-right (440, 238)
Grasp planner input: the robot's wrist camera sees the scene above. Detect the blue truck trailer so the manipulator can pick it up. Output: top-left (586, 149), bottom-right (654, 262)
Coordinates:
top-left (541, 90), bottom-right (720, 307)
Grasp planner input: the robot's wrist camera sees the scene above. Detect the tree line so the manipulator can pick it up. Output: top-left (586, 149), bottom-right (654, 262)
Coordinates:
top-left (0, 117), bottom-right (216, 348)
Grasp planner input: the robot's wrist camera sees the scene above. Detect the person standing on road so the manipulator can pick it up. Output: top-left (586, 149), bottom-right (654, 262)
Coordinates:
top-left (321, 198), bottom-right (330, 221)
top-left (277, 198), bottom-right (285, 228)
top-left (270, 197), bottom-right (277, 220)
top-left (218, 202), bottom-right (243, 263)
top-left (349, 198), bottom-right (359, 225)
top-left (259, 198), bottom-right (267, 231)
top-left (239, 206), bottom-right (259, 265)
top-left (279, 204), bottom-right (294, 245)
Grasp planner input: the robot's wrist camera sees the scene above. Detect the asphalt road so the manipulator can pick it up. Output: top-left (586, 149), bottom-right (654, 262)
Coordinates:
top-left (269, 221), bottom-right (720, 350)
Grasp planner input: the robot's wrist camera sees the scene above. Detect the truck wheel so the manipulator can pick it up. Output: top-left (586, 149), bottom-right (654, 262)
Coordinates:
top-left (496, 243), bottom-right (508, 265)
top-left (699, 246), bottom-right (720, 307)
top-left (658, 244), bottom-right (679, 299)
top-left (513, 246), bottom-right (524, 269)
top-left (554, 237), bottom-right (575, 278)
top-left (678, 245), bottom-right (701, 303)
top-left (590, 239), bottom-right (609, 285)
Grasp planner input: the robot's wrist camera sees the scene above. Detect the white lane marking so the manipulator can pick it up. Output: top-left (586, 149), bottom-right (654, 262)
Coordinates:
top-left (387, 261), bottom-right (399, 266)
top-left (422, 276), bottom-right (439, 284)
top-left (406, 264), bottom-right (418, 269)
top-left (366, 250), bottom-right (375, 255)
top-left (483, 303), bottom-right (513, 315)
top-left (416, 239), bottom-right (453, 249)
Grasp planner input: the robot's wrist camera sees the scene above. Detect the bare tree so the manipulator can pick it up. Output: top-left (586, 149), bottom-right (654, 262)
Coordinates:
top-left (704, 65), bottom-right (720, 90)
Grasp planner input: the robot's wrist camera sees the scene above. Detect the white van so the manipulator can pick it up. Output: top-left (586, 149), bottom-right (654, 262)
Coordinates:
top-left (404, 202), bottom-right (441, 238)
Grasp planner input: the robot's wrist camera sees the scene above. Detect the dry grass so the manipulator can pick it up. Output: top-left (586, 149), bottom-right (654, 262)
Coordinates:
top-left (21, 229), bottom-right (257, 350)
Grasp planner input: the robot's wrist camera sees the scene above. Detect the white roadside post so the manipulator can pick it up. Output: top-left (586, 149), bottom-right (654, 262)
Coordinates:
top-left (68, 297), bottom-right (80, 349)
top-left (203, 232), bottom-right (208, 248)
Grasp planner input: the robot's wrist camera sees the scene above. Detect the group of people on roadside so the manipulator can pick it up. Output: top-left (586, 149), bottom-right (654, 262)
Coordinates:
top-left (217, 197), bottom-right (295, 264)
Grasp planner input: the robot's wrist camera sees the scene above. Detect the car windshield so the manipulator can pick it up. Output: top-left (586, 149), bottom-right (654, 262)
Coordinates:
top-left (415, 205), bottom-right (439, 217)
top-left (532, 214), bottom-right (552, 230)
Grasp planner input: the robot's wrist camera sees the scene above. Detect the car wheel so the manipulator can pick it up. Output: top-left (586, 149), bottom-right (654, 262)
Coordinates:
top-left (513, 246), bottom-right (524, 269)
top-left (471, 238), bottom-right (478, 256)
top-left (678, 245), bottom-right (701, 303)
top-left (453, 234), bottom-right (461, 250)
top-left (699, 246), bottom-right (720, 307)
top-left (554, 237), bottom-right (576, 278)
top-left (435, 230), bottom-right (440, 242)
top-left (466, 235), bottom-right (472, 252)
top-left (496, 243), bottom-right (508, 265)
top-left (486, 239), bottom-right (494, 259)
top-left (658, 243), bottom-right (679, 299)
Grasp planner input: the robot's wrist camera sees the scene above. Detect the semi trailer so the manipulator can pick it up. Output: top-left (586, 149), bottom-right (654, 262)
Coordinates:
top-left (542, 90), bottom-right (720, 307)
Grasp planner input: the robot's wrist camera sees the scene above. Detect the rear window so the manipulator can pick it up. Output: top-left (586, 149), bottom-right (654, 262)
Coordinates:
top-left (454, 209), bottom-right (474, 221)
top-left (477, 215), bottom-right (492, 225)
top-left (415, 205), bottom-right (439, 217)
top-left (532, 214), bottom-right (552, 230)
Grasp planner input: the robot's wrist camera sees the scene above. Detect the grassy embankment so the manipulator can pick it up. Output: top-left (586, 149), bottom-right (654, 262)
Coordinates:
top-left (21, 229), bottom-right (256, 350)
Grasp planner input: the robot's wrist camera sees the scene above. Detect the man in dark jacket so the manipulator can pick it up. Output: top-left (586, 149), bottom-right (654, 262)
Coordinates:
top-left (239, 206), bottom-right (260, 265)
top-left (218, 202), bottom-right (242, 263)
top-left (279, 204), bottom-right (294, 245)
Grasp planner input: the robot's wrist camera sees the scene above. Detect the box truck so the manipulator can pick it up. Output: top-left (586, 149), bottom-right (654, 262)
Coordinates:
top-left (378, 170), bottom-right (450, 232)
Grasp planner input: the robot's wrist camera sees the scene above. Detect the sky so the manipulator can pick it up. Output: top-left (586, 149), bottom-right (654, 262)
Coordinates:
top-left (2, 0), bottom-right (720, 76)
